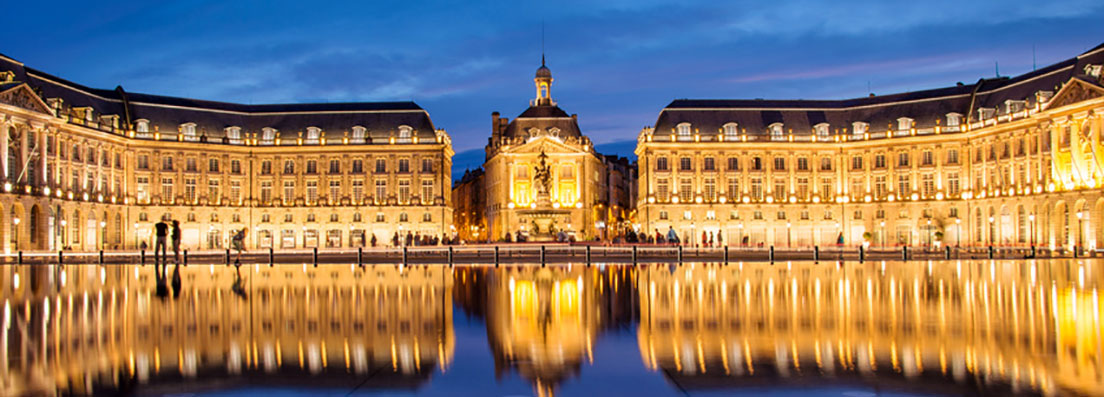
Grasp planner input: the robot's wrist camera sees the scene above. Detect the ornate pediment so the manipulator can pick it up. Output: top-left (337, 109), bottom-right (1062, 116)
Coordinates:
top-left (507, 135), bottom-right (586, 155)
top-left (1045, 78), bottom-right (1104, 111)
top-left (0, 83), bottom-right (53, 114)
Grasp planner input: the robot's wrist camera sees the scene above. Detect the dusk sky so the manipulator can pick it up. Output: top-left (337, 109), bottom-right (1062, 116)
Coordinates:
top-left (3, 0), bottom-right (1103, 170)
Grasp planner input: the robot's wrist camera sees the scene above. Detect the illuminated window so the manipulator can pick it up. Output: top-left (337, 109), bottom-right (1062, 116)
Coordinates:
top-left (398, 180), bottom-right (411, 204)
top-left (656, 157), bottom-right (669, 171)
top-left (398, 125), bottom-right (413, 143)
top-left (676, 122), bottom-right (692, 141)
top-left (283, 180), bottom-right (295, 203)
top-left (421, 180), bottom-right (434, 204)
top-left (769, 123), bottom-right (784, 140)
top-left (679, 178), bottom-right (692, 203)
top-left (723, 122), bottom-right (738, 138)
top-left (306, 126), bottom-right (321, 144)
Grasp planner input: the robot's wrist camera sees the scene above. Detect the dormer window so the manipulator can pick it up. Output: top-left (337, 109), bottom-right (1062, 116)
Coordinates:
top-left (398, 125), bottom-right (413, 143)
top-left (977, 107), bottom-right (995, 121)
top-left (768, 123), bottom-right (784, 140)
top-left (352, 126), bottom-right (367, 142)
top-left (261, 127), bottom-right (277, 145)
top-left (135, 119), bottom-right (150, 134)
top-left (180, 123), bottom-right (197, 140)
top-left (306, 126), bottom-right (321, 144)
top-left (897, 117), bottom-right (913, 131)
top-left (549, 127), bottom-right (561, 136)
top-left (1036, 90), bottom-right (1055, 105)
top-left (1005, 100), bottom-right (1026, 114)
top-left (84, 108), bottom-right (94, 122)
top-left (945, 113), bottom-right (962, 127)
top-left (814, 123), bottom-right (830, 140)
top-left (225, 126), bottom-right (242, 143)
top-left (723, 122), bottom-right (739, 139)
top-left (676, 122), bottom-right (692, 141)
top-left (852, 121), bottom-right (868, 136)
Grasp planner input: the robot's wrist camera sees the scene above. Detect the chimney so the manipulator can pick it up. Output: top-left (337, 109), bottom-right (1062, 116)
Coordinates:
top-left (491, 112), bottom-right (500, 138)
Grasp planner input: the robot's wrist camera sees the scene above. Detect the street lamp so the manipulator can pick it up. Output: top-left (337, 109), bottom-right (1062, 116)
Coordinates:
top-left (60, 219), bottom-right (67, 250)
top-left (100, 221), bottom-right (107, 250)
top-left (988, 216), bottom-right (995, 246)
top-left (12, 217), bottom-right (20, 251)
top-left (926, 219), bottom-right (933, 249)
top-left (786, 222), bottom-right (791, 247)
top-left (880, 221), bottom-right (886, 248)
top-left (1076, 210), bottom-right (1085, 254)
top-left (955, 218), bottom-right (961, 247)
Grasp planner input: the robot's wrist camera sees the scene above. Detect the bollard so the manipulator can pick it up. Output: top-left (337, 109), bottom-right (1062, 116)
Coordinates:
top-left (769, 245), bottom-right (775, 264)
top-left (900, 246), bottom-right (906, 261)
top-left (99, 250), bottom-right (104, 265)
top-left (268, 247), bottom-right (274, 266)
top-left (540, 245), bottom-right (546, 267)
top-left (944, 246), bottom-right (951, 260)
top-left (988, 245), bottom-right (994, 259)
top-left (18, 251), bottom-right (23, 265)
top-left (59, 250), bottom-right (64, 266)
top-left (859, 246), bottom-right (865, 263)
top-left (814, 246), bottom-right (819, 263)
top-left (447, 246), bottom-right (453, 267)
top-left (723, 246), bottom-right (729, 264)
top-left (140, 249), bottom-right (144, 266)
top-left (586, 245), bottom-right (591, 266)
top-left (226, 249), bottom-right (231, 266)
top-left (184, 250), bottom-right (189, 266)
top-left (677, 245), bottom-right (683, 263)
top-left (358, 247), bottom-right (364, 266)
top-left (402, 247), bottom-right (408, 265)
top-left (632, 245), bottom-right (638, 265)
top-left (313, 247), bottom-right (318, 267)
top-left (1073, 246), bottom-right (1079, 258)
top-left (1031, 245), bottom-right (1036, 258)
top-left (494, 246), bottom-right (500, 267)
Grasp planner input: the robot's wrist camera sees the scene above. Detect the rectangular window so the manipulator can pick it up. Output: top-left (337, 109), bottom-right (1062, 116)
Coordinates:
top-left (875, 154), bottom-right (886, 168)
top-left (751, 177), bottom-right (763, 201)
top-left (422, 180), bottom-right (434, 204)
top-left (284, 160), bottom-right (295, 174)
top-left (261, 160), bottom-right (272, 175)
top-left (328, 159), bottom-right (340, 174)
top-left (352, 159), bottom-right (364, 173)
top-left (656, 178), bottom-right (669, 202)
top-left (796, 177), bottom-right (809, 200)
top-left (875, 175), bottom-right (887, 199)
top-left (727, 177), bottom-right (739, 200)
top-left (727, 157), bottom-right (739, 171)
top-left (850, 177), bottom-right (863, 200)
top-left (947, 149), bottom-right (959, 164)
top-left (306, 160), bottom-right (317, 174)
top-left (329, 180), bottom-right (341, 202)
top-left (161, 177), bottom-right (174, 202)
top-left (773, 157), bottom-right (785, 171)
top-left (922, 150), bottom-right (933, 165)
top-left (421, 158), bottom-right (434, 173)
top-left (820, 177), bottom-right (833, 202)
top-left (898, 174), bottom-right (910, 195)
top-left (209, 158), bottom-right (220, 173)
top-left (375, 158), bottom-right (387, 173)
top-left (947, 172), bottom-right (959, 196)
top-left (306, 180), bottom-right (318, 203)
top-left (283, 180), bottom-right (295, 203)
top-left (137, 176), bottom-right (150, 203)
top-left (398, 180), bottom-right (411, 203)
top-left (375, 179), bottom-right (387, 203)
top-left (184, 178), bottom-right (197, 202)
top-left (399, 159), bottom-right (410, 173)
top-left (898, 152), bottom-right (909, 167)
top-left (703, 157), bottom-right (715, 171)
top-left (138, 155), bottom-right (149, 170)
top-left (820, 157), bottom-right (832, 171)
top-left (922, 174), bottom-right (935, 197)
top-left (656, 157), bottom-right (669, 171)
top-left (208, 179), bottom-right (219, 202)
top-left (186, 158), bottom-right (197, 172)
top-left (851, 156), bottom-right (863, 170)
top-left (231, 180), bottom-right (242, 203)
top-left (703, 178), bottom-right (716, 202)
top-left (797, 157), bottom-right (808, 171)
top-left (162, 157), bottom-right (173, 171)
top-left (260, 181), bottom-right (273, 203)
top-left (679, 157), bottom-right (692, 171)
top-left (352, 180), bottom-right (364, 202)
top-left (232, 160), bottom-right (242, 174)
top-left (773, 177), bottom-right (786, 201)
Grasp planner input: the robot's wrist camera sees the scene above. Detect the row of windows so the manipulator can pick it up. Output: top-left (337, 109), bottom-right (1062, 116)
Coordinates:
top-left (134, 177), bottom-right (437, 205)
top-left (134, 121), bottom-right (419, 145)
top-left (650, 146), bottom-right (1040, 173)
top-left (656, 207), bottom-right (950, 222)
top-left (135, 155), bottom-right (436, 175)
top-left (137, 210), bottom-right (434, 224)
top-left (654, 172), bottom-right (963, 203)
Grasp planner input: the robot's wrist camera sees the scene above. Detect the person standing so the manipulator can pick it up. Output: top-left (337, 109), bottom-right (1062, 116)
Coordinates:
top-left (171, 220), bottom-right (182, 264)
top-left (154, 220), bottom-right (169, 264)
top-left (231, 227), bottom-right (247, 264)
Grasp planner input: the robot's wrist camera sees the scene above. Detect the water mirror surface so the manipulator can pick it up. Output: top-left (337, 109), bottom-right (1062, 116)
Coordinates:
top-left (1, 260), bottom-right (1101, 396)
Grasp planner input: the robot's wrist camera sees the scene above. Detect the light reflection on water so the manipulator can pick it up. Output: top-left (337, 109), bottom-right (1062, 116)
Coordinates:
top-left (0, 260), bottom-right (1100, 396)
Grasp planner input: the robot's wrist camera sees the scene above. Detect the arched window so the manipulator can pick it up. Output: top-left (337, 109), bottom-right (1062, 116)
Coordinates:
top-left (225, 126), bottom-right (242, 143)
top-left (306, 126), bottom-right (321, 144)
top-left (352, 126), bottom-right (367, 142)
top-left (768, 123), bottom-right (784, 140)
top-left (814, 123), bottom-right (830, 140)
top-left (398, 125), bottom-right (413, 143)
top-left (135, 119), bottom-right (150, 134)
top-left (261, 127), bottom-right (277, 145)
top-left (180, 122), bottom-right (198, 141)
top-left (676, 123), bottom-right (692, 141)
top-left (852, 121), bottom-right (868, 136)
top-left (723, 123), bottom-right (739, 139)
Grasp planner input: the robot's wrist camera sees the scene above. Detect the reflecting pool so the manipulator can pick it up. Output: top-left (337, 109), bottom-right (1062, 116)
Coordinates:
top-left (1, 260), bottom-right (1101, 396)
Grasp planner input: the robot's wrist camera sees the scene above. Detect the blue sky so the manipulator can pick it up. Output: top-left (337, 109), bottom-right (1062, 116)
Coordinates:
top-left (2, 0), bottom-right (1103, 166)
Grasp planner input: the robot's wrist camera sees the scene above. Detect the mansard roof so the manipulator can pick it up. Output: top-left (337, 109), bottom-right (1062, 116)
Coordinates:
top-left (501, 104), bottom-right (582, 138)
top-left (654, 42), bottom-right (1104, 136)
top-left (0, 53), bottom-right (439, 142)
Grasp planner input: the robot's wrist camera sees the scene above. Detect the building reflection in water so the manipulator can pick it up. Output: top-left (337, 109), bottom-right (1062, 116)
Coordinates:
top-left (637, 260), bottom-right (1102, 396)
top-left (453, 264), bottom-right (637, 397)
top-left (0, 263), bottom-right (455, 396)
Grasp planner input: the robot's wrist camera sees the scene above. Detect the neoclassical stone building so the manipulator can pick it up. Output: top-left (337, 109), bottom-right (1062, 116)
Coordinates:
top-left (453, 59), bottom-right (636, 242)
top-left (0, 53), bottom-right (453, 252)
top-left (637, 43), bottom-right (1104, 250)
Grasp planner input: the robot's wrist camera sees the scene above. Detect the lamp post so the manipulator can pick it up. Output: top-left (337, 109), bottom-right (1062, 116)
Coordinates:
top-left (786, 222), bottom-right (792, 248)
top-left (926, 219), bottom-right (933, 250)
top-left (60, 219), bottom-right (67, 249)
top-left (1076, 210), bottom-right (1084, 255)
top-left (100, 221), bottom-right (106, 250)
top-left (12, 217), bottom-right (20, 251)
top-left (955, 218), bottom-right (961, 247)
top-left (880, 221), bottom-right (886, 248)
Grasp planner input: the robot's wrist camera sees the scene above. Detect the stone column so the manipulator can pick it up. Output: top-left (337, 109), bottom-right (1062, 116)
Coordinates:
top-left (0, 121), bottom-right (9, 182)
top-left (38, 125), bottom-right (47, 187)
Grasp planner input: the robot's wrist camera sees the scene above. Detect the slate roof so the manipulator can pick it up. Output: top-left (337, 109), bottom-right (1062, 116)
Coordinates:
top-left (501, 104), bottom-right (582, 138)
top-left (653, 42), bottom-right (1104, 136)
top-left (0, 53), bottom-right (438, 142)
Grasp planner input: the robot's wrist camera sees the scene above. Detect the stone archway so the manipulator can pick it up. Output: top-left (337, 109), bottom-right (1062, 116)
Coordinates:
top-left (29, 204), bottom-right (43, 250)
top-left (9, 203), bottom-right (24, 252)
top-left (1073, 199), bottom-right (1089, 251)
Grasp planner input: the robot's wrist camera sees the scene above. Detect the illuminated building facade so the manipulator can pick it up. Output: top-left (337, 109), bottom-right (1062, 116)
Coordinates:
top-left (0, 263), bottom-right (455, 395)
top-left (637, 43), bottom-right (1104, 250)
top-left (635, 260), bottom-right (1103, 396)
top-left (453, 58), bottom-right (636, 242)
top-left (0, 54), bottom-right (453, 252)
